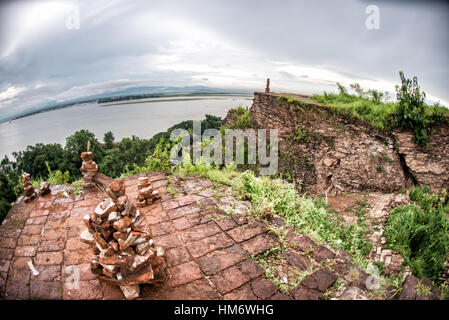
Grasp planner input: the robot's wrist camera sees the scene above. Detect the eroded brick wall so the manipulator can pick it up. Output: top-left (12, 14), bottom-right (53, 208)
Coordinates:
top-left (247, 92), bottom-right (448, 194)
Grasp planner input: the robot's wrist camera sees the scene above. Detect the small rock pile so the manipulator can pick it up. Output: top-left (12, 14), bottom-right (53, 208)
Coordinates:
top-left (136, 177), bottom-right (160, 208)
top-left (22, 173), bottom-right (36, 203)
top-left (265, 78), bottom-right (270, 93)
top-left (80, 179), bottom-right (167, 300)
top-left (80, 151), bottom-right (98, 188)
top-left (39, 181), bottom-right (51, 196)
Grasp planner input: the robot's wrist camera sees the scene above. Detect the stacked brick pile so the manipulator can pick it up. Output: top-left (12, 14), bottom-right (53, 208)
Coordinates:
top-left (80, 179), bottom-right (167, 299)
top-left (136, 177), bottom-right (160, 208)
top-left (80, 151), bottom-right (98, 188)
top-left (39, 181), bottom-right (51, 196)
top-left (22, 173), bottom-right (36, 203)
top-left (265, 78), bottom-right (270, 93)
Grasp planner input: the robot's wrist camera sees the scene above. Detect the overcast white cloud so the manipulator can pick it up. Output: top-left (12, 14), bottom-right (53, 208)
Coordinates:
top-left (0, 0), bottom-right (448, 121)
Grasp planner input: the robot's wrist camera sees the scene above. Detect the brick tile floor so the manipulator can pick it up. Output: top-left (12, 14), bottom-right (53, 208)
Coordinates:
top-left (0, 171), bottom-right (373, 300)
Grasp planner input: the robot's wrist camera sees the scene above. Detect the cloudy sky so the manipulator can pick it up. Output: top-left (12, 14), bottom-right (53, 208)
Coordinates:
top-left (0, 0), bottom-right (448, 120)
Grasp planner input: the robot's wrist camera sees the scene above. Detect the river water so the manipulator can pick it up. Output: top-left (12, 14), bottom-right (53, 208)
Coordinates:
top-left (0, 95), bottom-right (252, 159)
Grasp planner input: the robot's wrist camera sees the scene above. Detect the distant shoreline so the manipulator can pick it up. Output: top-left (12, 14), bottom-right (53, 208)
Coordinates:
top-left (1, 93), bottom-right (252, 125)
top-left (1, 100), bottom-right (97, 125)
top-left (101, 94), bottom-right (252, 107)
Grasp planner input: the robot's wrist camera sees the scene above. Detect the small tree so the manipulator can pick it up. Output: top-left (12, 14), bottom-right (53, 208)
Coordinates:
top-left (350, 83), bottom-right (365, 98)
top-left (336, 82), bottom-right (348, 96)
top-left (103, 131), bottom-right (115, 149)
top-left (394, 71), bottom-right (428, 146)
top-left (367, 89), bottom-right (384, 103)
top-left (63, 129), bottom-right (103, 178)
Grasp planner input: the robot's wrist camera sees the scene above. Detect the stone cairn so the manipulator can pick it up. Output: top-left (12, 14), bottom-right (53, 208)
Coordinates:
top-left (265, 78), bottom-right (270, 93)
top-left (22, 173), bottom-right (36, 203)
top-left (80, 143), bottom-right (98, 189)
top-left (39, 182), bottom-right (51, 196)
top-left (136, 177), bottom-right (160, 208)
top-left (80, 179), bottom-right (167, 300)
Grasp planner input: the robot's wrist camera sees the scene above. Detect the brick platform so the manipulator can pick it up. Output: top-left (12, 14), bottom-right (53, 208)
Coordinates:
top-left (0, 172), bottom-right (377, 300)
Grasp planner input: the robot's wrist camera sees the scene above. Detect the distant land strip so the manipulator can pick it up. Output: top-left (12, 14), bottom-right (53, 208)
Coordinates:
top-left (100, 95), bottom-right (252, 107)
top-left (0, 93), bottom-right (252, 124)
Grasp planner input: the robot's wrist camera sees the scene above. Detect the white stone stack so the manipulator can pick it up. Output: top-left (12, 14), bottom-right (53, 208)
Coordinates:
top-left (80, 179), bottom-right (167, 300)
top-left (22, 173), bottom-right (36, 203)
top-left (136, 177), bottom-right (160, 208)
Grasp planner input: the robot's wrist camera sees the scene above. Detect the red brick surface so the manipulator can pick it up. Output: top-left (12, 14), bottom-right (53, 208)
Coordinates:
top-left (0, 172), bottom-right (359, 300)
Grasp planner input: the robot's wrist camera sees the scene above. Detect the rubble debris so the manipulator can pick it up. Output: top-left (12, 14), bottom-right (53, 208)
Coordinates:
top-left (27, 260), bottom-right (40, 276)
top-left (120, 284), bottom-right (140, 300)
top-left (39, 181), bottom-right (51, 196)
top-left (80, 179), bottom-right (167, 299)
top-left (22, 173), bottom-right (37, 203)
top-left (136, 177), bottom-right (161, 208)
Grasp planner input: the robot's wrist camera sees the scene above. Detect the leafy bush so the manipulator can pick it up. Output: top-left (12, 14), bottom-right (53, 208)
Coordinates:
top-left (120, 138), bottom-right (173, 177)
top-left (385, 187), bottom-right (449, 281)
top-left (176, 156), bottom-right (237, 186)
top-left (394, 71), bottom-right (430, 146)
top-left (292, 121), bottom-right (309, 142)
top-left (143, 138), bottom-right (172, 172)
top-left (226, 106), bottom-right (254, 129)
top-left (0, 170), bottom-right (17, 223)
top-left (0, 198), bottom-right (11, 223)
top-left (45, 162), bottom-right (70, 185)
top-left (367, 89), bottom-right (384, 103)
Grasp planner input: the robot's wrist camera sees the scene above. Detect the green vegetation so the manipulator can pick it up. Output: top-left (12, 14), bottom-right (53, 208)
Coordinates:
top-left (103, 131), bottom-right (115, 149)
top-left (384, 186), bottom-right (449, 281)
top-left (279, 95), bottom-right (312, 110)
top-left (224, 106), bottom-right (254, 129)
top-left (312, 72), bottom-right (448, 146)
top-left (415, 280), bottom-right (432, 297)
top-left (312, 89), bottom-right (397, 131)
top-left (0, 159), bottom-right (22, 222)
top-left (0, 114), bottom-right (222, 223)
top-left (176, 157), bottom-right (238, 187)
top-left (120, 138), bottom-right (173, 177)
top-left (235, 171), bottom-right (372, 267)
top-left (292, 121), bottom-right (309, 142)
top-left (394, 71), bottom-right (448, 146)
top-left (69, 179), bottom-right (83, 197)
top-left (48, 163), bottom-right (70, 185)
